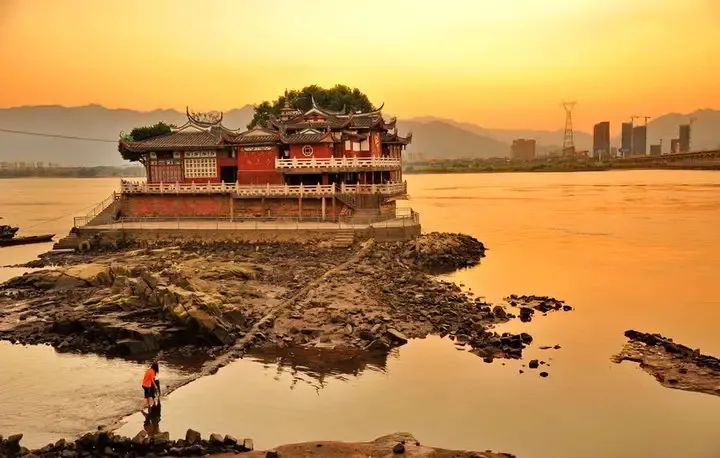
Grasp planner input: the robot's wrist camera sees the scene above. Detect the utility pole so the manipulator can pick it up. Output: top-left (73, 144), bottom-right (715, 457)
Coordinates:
top-left (562, 101), bottom-right (577, 155)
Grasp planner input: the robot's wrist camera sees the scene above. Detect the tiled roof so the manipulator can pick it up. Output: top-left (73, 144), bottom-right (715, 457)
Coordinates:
top-left (382, 132), bottom-right (412, 145)
top-left (282, 132), bottom-right (335, 144)
top-left (119, 130), bottom-right (224, 153)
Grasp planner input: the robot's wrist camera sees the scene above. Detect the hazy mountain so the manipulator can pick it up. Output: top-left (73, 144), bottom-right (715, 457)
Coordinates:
top-left (406, 116), bottom-right (593, 153)
top-left (0, 105), bottom-right (255, 166)
top-left (1, 105), bottom-right (718, 165)
top-left (398, 120), bottom-right (509, 160)
top-left (643, 109), bottom-right (720, 152)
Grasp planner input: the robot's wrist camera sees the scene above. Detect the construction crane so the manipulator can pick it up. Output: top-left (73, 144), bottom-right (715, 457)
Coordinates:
top-left (631, 115), bottom-right (651, 126)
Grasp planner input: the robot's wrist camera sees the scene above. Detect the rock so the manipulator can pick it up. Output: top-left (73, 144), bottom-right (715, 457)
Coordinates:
top-left (266, 450), bottom-right (279, 458)
top-left (242, 438), bottom-right (254, 451)
top-left (223, 434), bottom-right (238, 446)
top-left (528, 359), bottom-right (539, 369)
top-left (492, 306), bottom-right (507, 320)
top-left (6, 433), bottom-right (23, 445)
top-left (520, 332), bottom-right (533, 344)
top-left (209, 433), bottom-right (224, 445)
top-left (185, 429), bottom-right (202, 444)
top-left (393, 442), bottom-right (406, 454)
top-left (386, 328), bottom-right (408, 344)
top-left (539, 371), bottom-right (549, 377)
top-left (132, 430), bottom-right (147, 445)
top-left (519, 307), bottom-right (534, 322)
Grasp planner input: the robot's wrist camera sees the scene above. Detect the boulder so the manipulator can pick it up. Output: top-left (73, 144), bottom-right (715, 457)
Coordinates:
top-left (393, 442), bottom-right (406, 454)
top-left (242, 438), bottom-right (254, 451)
top-left (223, 435), bottom-right (238, 446)
top-left (185, 429), bottom-right (202, 444)
top-left (209, 433), bottom-right (224, 445)
top-left (528, 359), bottom-right (539, 369)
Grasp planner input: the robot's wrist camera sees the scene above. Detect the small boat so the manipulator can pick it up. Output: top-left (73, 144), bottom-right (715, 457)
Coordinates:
top-left (0, 234), bottom-right (55, 247)
top-left (0, 224), bottom-right (54, 247)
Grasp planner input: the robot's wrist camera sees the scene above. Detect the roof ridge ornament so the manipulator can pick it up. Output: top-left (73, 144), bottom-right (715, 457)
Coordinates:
top-left (186, 106), bottom-right (224, 126)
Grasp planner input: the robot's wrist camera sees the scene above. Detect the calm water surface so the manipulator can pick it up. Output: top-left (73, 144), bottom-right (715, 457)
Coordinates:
top-left (2, 172), bottom-right (720, 456)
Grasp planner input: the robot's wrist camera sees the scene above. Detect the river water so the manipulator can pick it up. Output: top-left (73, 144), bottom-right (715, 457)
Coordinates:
top-left (1, 172), bottom-right (720, 456)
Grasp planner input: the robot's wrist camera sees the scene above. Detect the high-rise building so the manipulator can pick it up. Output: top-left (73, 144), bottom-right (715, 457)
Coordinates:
top-left (679, 124), bottom-right (691, 153)
top-left (511, 139), bottom-right (536, 161)
top-left (649, 144), bottom-right (661, 156)
top-left (632, 125), bottom-right (647, 156)
top-left (621, 122), bottom-right (633, 157)
top-left (670, 138), bottom-right (680, 154)
top-left (592, 122), bottom-right (611, 160)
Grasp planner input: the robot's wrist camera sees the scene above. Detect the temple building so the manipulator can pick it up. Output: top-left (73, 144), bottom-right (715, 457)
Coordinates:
top-left (116, 100), bottom-right (412, 222)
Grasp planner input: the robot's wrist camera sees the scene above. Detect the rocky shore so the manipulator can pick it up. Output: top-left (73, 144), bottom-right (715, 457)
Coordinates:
top-left (0, 431), bottom-right (512, 458)
top-left (0, 232), bottom-right (569, 366)
top-left (613, 330), bottom-right (720, 397)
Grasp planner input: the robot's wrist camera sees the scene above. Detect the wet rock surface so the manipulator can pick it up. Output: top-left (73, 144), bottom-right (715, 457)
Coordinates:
top-left (0, 233), bottom-right (568, 366)
top-left (0, 431), bottom-right (512, 458)
top-left (0, 428), bottom-right (253, 457)
top-left (613, 330), bottom-right (720, 397)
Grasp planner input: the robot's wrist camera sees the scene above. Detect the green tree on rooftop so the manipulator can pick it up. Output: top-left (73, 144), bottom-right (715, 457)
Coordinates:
top-left (248, 84), bottom-right (375, 129)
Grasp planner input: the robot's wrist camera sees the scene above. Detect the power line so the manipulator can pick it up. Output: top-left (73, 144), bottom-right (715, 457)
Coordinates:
top-left (0, 127), bottom-right (116, 143)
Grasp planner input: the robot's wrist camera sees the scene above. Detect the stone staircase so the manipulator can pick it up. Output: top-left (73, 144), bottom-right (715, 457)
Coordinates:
top-left (53, 233), bottom-right (80, 250)
top-left (333, 228), bottom-right (355, 248)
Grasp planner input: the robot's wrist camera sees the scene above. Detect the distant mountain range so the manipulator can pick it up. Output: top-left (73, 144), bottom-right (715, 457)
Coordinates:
top-left (1, 104), bottom-right (718, 166)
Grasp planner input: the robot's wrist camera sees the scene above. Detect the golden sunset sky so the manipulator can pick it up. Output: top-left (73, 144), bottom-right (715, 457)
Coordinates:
top-left (1, 0), bottom-right (718, 131)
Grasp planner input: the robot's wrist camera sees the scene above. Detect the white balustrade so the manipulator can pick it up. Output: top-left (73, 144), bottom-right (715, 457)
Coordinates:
top-left (275, 157), bottom-right (401, 170)
top-left (120, 180), bottom-right (407, 197)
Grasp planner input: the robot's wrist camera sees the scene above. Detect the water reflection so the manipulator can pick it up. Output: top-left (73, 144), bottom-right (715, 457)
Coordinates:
top-left (247, 346), bottom-right (391, 391)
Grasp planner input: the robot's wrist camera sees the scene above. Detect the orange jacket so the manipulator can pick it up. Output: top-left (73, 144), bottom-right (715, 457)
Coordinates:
top-left (142, 368), bottom-right (156, 388)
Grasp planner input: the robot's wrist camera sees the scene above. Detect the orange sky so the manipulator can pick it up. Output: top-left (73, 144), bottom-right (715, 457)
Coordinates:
top-left (1, 0), bottom-right (719, 131)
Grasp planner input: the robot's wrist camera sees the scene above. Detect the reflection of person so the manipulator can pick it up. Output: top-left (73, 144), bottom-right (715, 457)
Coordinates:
top-left (142, 400), bottom-right (162, 436)
top-left (141, 362), bottom-right (161, 409)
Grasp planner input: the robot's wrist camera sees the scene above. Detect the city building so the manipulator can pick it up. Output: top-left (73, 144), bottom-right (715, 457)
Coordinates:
top-left (679, 124), bottom-right (691, 153)
top-left (649, 144), bottom-right (661, 156)
top-left (511, 139), bottom-right (536, 161)
top-left (116, 101), bottom-right (412, 222)
top-left (670, 138), bottom-right (680, 154)
top-left (632, 125), bottom-right (647, 156)
top-left (592, 122), bottom-right (611, 160)
top-left (621, 122), bottom-right (633, 157)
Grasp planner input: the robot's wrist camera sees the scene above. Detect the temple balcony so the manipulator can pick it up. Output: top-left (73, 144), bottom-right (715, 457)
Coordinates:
top-left (274, 157), bottom-right (401, 173)
top-left (120, 179), bottom-right (408, 198)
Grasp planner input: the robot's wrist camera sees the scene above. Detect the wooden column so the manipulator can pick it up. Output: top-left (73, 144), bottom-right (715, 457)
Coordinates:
top-left (229, 196), bottom-right (234, 222)
top-left (321, 197), bottom-right (326, 221)
top-left (332, 197), bottom-right (336, 221)
top-left (298, 197), bottom-right (303, 221)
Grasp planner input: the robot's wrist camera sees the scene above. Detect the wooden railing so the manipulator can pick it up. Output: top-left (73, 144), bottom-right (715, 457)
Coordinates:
top-left (275, 157), bottom-right (401, 170)
top-left (120, 180), bottom-right (408, 197)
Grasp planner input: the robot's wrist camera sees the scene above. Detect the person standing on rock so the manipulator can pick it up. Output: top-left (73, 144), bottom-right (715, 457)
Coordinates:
top-left (141, 362), bottom-right (161, 409)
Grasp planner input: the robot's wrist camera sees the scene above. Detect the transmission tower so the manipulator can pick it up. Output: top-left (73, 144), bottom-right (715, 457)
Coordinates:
top-left (562, 101), bottom-right (577, 155)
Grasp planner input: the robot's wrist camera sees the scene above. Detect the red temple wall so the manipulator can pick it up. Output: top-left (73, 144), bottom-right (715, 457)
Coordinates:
top-left (122, 195), bottom-right (230, 217)
top-left (237, 148), bottom-right (284, 185)
top-left (289, 143), bottom-right (332, 159)
top-left (122, 195), bottom-right (349, 220)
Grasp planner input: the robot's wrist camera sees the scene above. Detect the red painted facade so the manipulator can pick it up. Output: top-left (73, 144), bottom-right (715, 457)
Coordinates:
top-left (289, 143), bottom-right (333, 159)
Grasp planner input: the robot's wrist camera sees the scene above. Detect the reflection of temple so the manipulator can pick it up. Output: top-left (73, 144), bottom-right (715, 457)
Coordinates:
top-left (248, 346), bottom-right (393, 390)
top-left (116, 100), bottom-right (413, 223)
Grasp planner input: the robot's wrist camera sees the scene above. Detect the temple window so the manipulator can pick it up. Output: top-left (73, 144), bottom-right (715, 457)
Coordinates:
top-left (184, 157), bottom-right (217, 178)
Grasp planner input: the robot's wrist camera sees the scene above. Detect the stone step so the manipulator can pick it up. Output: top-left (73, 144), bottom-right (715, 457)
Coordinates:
top-left (53, 234), bottom-right (80, 250)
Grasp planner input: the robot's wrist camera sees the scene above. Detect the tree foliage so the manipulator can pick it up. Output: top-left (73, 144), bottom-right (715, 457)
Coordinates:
top-left (129, 122), bottom-right (173, 141)
top-left (248, 85), bottom-right (375, 129)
